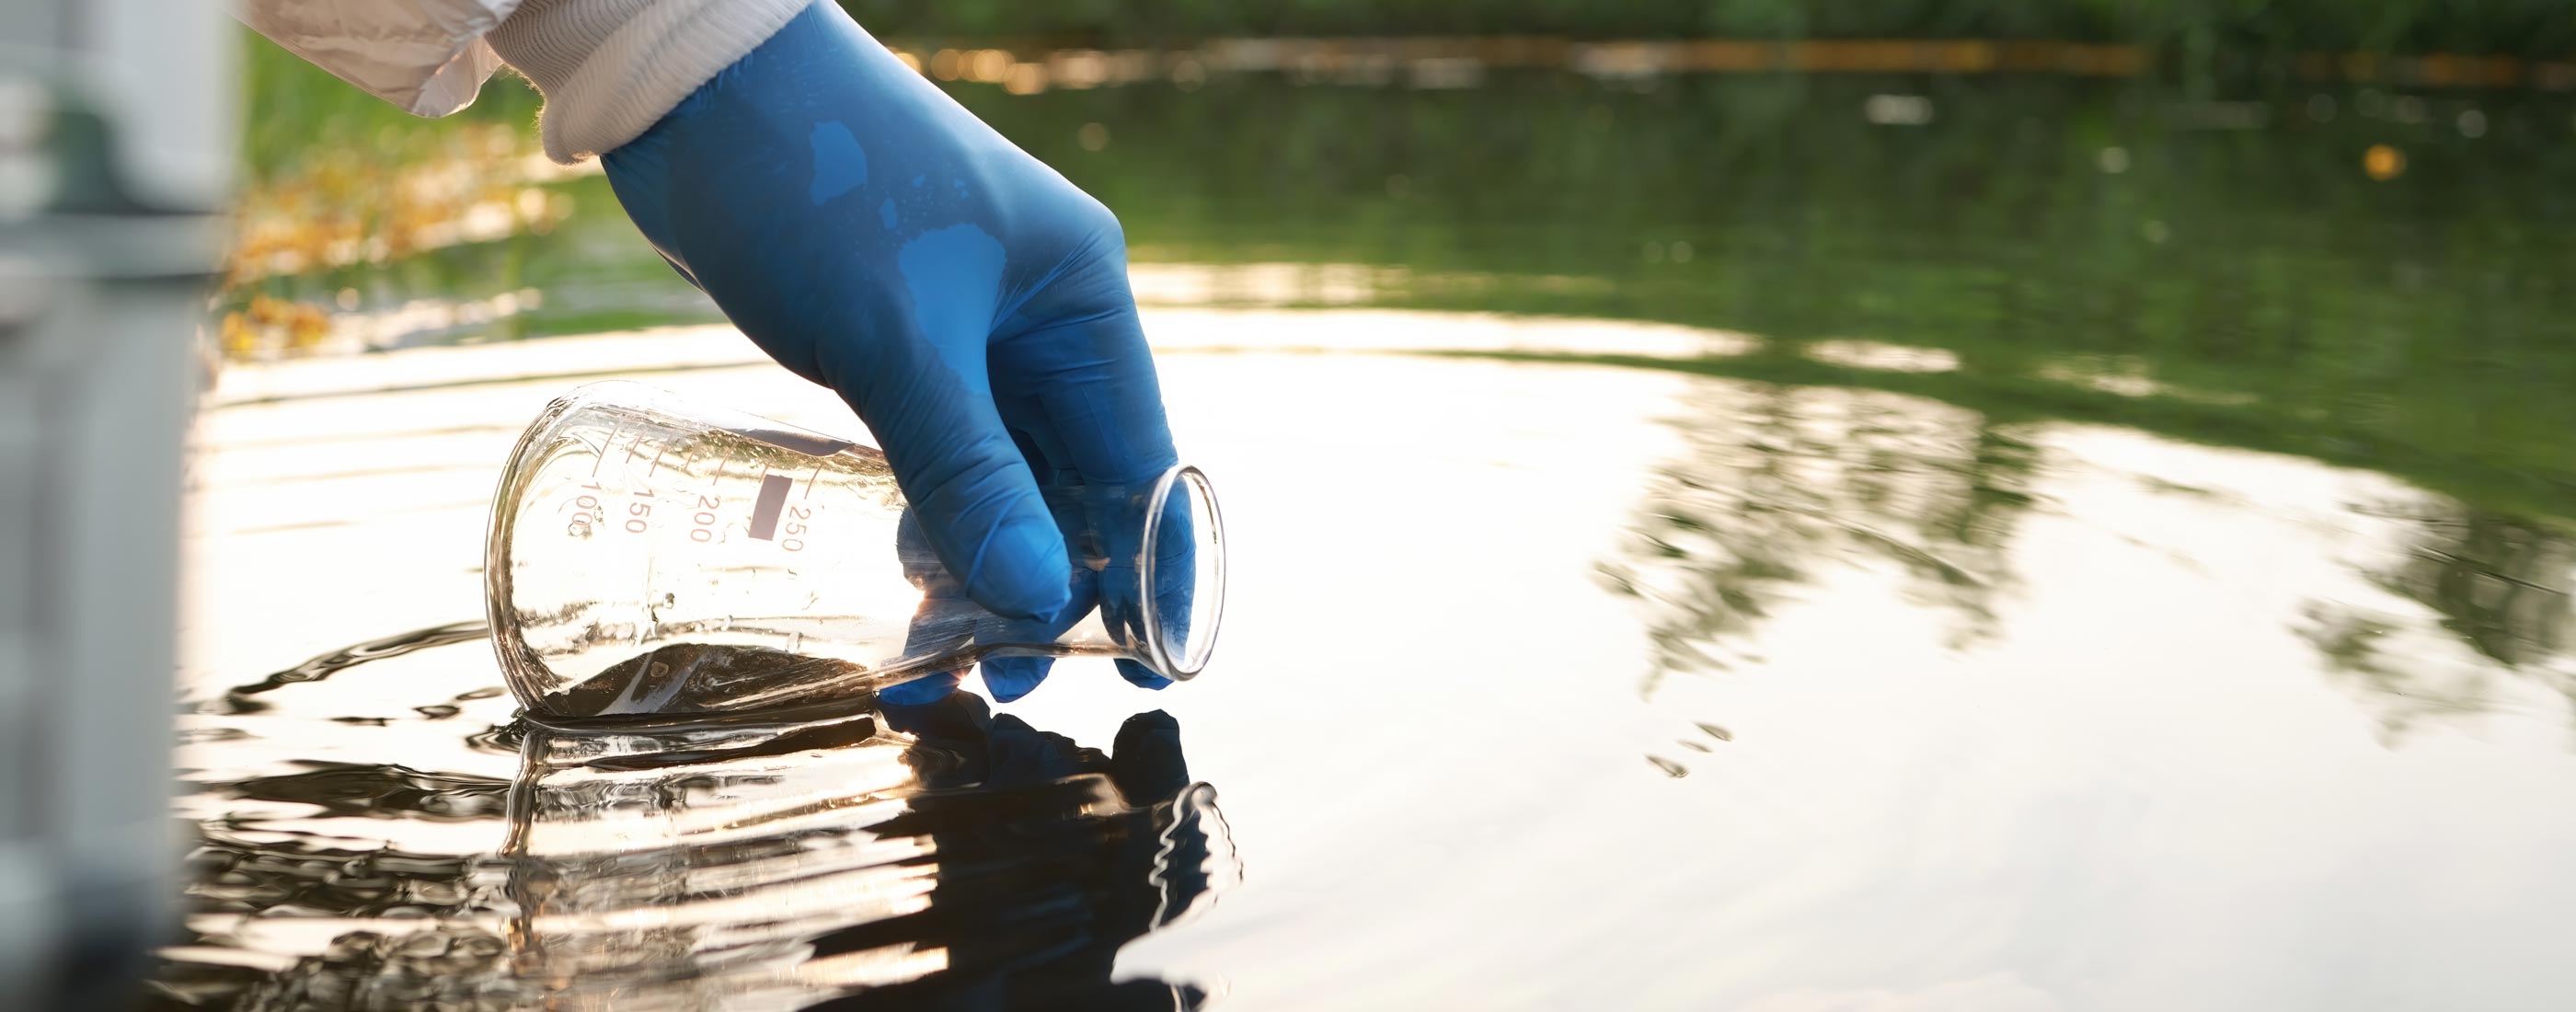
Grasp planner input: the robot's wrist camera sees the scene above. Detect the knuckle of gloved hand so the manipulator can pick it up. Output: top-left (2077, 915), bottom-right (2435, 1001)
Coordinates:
top-left (913, 433), bottom-right (1018, 504)
top-left (1053, 190), bottom-right (1126, 255)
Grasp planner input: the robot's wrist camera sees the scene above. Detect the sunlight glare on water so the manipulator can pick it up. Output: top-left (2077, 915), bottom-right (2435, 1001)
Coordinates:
top-left (168, 50), bottom-right (2576, 1009)
top-left (158, 316), bottom-right (2576, 1009)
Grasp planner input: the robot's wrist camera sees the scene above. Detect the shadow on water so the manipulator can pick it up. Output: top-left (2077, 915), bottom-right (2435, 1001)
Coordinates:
top-left (153, 629), bottom-right (1236, 1011)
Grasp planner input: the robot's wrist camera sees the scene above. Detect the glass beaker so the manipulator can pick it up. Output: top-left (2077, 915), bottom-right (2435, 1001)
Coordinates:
top-left (484, 381), bottom-right (1225, 719)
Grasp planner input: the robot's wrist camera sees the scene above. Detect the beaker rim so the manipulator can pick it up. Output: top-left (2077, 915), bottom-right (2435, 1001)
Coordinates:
top-left (1139, 464), bottom-right (1225, 681)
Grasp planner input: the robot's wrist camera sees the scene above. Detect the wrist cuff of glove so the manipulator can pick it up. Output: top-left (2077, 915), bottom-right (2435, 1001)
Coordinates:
top-left (487, 0), bottom-right (813, 164)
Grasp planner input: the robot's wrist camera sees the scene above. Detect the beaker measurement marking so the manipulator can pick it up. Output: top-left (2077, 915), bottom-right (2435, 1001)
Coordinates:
top-left (689, 493), bottom-right (722, 543)
top-left (804, 466), bottom-right (823, 499)
top-left (559, 481), bottom-right (660, 537)
top-left (565, 491), bottom-right (600, 537)
top-left (748, 473), bottom-right (795, 541)
top-left (781, 506), bottom-right (809, 551)
top-left (588, 425), bottom-right (624, 477)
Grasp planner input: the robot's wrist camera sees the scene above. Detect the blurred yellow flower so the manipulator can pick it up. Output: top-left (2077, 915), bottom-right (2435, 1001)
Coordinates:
top-left (2363, 144), bottom-right (2406, 181)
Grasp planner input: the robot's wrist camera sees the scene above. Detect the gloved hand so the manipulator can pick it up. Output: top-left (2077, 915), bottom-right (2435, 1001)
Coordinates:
top-left (598, 2), bottom-right (1179, 702)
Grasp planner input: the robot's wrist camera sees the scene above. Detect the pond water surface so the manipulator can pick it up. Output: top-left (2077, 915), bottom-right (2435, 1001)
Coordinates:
top-left (165, 62), bottom-right (2576, 1010)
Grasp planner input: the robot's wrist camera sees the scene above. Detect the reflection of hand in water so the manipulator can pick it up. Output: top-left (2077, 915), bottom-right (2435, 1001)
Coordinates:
top-left (885, 485), bottom-right (1195, 704)
top-left (500, 695), bottom-right (1230, 1009)
top-left (802, 693), bottom-right (1220, 1011)
top-left (162, 690), bottom-right (1229, 1007)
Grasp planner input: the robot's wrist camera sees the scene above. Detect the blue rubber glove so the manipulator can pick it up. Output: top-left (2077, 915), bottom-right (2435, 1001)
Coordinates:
top-left (601, 2), bottom-right (1179, 703)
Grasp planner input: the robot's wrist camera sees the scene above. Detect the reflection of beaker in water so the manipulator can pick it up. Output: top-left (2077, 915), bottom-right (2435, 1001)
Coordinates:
top-left (499, 700), bottom-right (1234, 1008)
top-left (498, 713), bottom-right (936, 1005)
top-left (485, 382), bottom-right (1225, 719)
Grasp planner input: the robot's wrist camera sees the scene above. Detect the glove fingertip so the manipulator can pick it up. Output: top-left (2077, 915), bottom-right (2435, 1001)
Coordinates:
top-left (1114, 659), bottom-right (1173, 691)
top-left (966, 511), bottom-right (1075, 621)
top-left (982, 656), bottom-right (1052, 703)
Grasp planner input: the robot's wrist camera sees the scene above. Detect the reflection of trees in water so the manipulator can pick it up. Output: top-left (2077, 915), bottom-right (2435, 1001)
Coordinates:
top-left (1601, 384), bottom-right (2042, 695)
top-left (2299, 507), bottom-right (2576, 742)
top-left (1604, 384), bottom-right (2576, 742)
top-left (2383, 511), bottom-right (2574, 669)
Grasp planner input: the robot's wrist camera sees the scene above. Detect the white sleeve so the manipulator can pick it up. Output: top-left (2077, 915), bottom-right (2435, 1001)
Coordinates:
top-left (484, 0), bottom-right (811, 164)
top-left (236, 0), bottom-right (811, 164)
top-left (234, 0), bottom-right (523, 117)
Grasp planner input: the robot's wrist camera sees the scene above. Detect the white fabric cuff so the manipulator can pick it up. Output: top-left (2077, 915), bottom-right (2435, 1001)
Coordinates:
top-left (486, 0), bottom-right (814, 164)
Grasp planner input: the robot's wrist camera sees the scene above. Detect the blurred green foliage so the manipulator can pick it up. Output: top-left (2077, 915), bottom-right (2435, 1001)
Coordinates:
top-left (969, 75), bottom-right (2576, 518)
top-left (841, 0), bottom-right (2576, 56)
top-left (232, 28), bottom-right (2576, 520)
top-left (237, 29), bottom-right (538, 182)
top-left (229, 28), bottom-right (2576, 733)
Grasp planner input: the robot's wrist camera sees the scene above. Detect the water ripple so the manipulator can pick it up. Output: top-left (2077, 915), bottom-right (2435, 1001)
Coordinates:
top-left (153, 627), bottom-right (1237, 1011)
